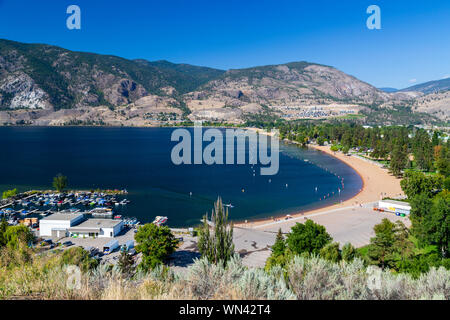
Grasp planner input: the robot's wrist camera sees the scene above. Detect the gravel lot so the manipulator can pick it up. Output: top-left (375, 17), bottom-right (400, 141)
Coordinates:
top-left (52, 227), bottom-right (138, 264)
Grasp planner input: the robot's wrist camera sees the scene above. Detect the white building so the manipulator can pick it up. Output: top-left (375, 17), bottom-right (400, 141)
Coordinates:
top-left (39, 213), bottom-right (85, 237)
top-left (378, 200), bottom-right (411, 215)
top-left (68, 219), bottom-right (124, 238)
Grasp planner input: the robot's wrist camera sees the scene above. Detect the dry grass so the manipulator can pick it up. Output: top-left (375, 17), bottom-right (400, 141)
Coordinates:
top-left (1, 249), bottom-right (448, 300)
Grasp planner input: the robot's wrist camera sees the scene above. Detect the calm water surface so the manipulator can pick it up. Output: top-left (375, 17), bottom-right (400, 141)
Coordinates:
top-left (0, 127), bottom-right (362, 227)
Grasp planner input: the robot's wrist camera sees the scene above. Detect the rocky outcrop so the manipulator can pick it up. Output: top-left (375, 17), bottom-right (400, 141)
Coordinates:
top-left (0, 73), bottom-right (51, 109)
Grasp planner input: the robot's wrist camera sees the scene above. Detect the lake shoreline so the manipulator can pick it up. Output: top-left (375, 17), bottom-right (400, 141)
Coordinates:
top-left (234, 143), bottom-right (404, 228)
top-left (1, 126), bottom-right (403, 229)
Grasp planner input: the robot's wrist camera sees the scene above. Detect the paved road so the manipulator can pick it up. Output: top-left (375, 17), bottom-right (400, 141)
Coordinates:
top-left (233, 204), bottom-right (411, 267)
top-left (233, 227), bottom-right (277, 268)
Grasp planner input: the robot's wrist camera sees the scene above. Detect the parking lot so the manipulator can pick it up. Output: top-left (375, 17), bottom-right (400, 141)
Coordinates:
top-left (44, 227), bottom-right (138, 264)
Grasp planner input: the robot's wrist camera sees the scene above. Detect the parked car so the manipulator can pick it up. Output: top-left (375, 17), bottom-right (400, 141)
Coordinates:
top-left (40, 239), bottom-right (53, 246)
top-left (62, 241), bottom-right (73, 247)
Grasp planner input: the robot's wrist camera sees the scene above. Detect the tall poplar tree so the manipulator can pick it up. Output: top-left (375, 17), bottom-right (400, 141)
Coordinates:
top-left (198, 197), bottom-right (235, 265)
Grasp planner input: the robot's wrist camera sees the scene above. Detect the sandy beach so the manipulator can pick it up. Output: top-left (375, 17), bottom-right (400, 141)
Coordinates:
top-left (236, 143), bottom-right (405, 228)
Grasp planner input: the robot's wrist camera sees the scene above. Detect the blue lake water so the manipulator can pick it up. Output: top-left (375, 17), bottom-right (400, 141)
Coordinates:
top-left (0, 127), bottom-right (362, 227)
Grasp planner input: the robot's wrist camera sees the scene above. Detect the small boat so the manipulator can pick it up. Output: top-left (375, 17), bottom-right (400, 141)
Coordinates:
top-left (120, 199), bottom-right (129, 205)
top-left (224, 204), bottom-right (234, 208)
top-left (114, 215), bottom-right (122, 219)
top-left (153, 216), bottom-right (168, 226)
top-left (92, 212), bottom-right (113, 217)
top-left (90, 207), bottom-right (113, 217)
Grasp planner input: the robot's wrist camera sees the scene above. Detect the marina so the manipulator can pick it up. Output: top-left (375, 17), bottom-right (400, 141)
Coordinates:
top-left (0, 190), bottom-right (145, 229)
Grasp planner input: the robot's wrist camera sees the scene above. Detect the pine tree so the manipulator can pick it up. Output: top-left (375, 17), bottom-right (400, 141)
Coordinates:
top-left (390, 143), bottom-right (408, 177)
top-left (432, 131), bottom-right (440, 147)
top-left (271, 228), bottom-right (286, 256)
top-left (198, 197), bottom-right (235, 266)
top-left (341, 243), bottom-right (357, 262)
top-left (319, 242), bottom-right (341, 262)
top-left (118, 250), bottom-right (135, 277)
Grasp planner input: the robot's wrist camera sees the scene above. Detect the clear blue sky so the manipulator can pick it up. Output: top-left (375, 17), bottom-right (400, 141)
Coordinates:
top-left (0, 0), bottom-right (449, 89)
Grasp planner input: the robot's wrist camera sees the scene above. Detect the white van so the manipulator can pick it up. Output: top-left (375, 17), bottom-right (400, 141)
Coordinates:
top-left (103, 240), bottom-right (119, 254)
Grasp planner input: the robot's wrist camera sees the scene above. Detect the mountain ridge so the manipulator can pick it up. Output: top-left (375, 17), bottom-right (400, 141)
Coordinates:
top-left (400, 77), bottom-right (450, 94)
top-left (0, 39), bottom-right (444, 126)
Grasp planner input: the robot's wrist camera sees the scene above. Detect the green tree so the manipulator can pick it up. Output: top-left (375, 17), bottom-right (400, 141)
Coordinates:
top-left (368, 219), bottom-right (397, 269)
top-left (431, 131), bottom-right (440, 147)
top-left (319, 242), bottom-right (341, 262)
top-left (409, 193), bottom-right (433, 244)
top-left (198, 197), bottom-right (235, 266)
top-left (341, 243), bottom-right (358, 262)
top-left (444, 177), bottom-right (450, 191)
top-left (390, 143), bottom-right (408, 177)
top-left (412, 130), bottom-right (433, 172)
top-left (265, 229), bottom-right (292, 270)
top-left (271, 228), bottom-right (286, 256)
top-left (396, 252), bottom-right (448, 279)
top-left (53, 174), bottom-right (68, 192)
top-left (423, 191), bottom-right (450, 257)
top-left (317, 137), bottom-right (325, 146)
top-left (400, 170), bottom-right (443, 199)
top-left (0, 217), bottom-right (8, 247)
top-left (435, 146), bottom-right (450, 177)
top-left (371, 140), bottom-right (388, 160)
top-left (60, 247), bottom-right (99, 272)
top-left (135, 224), bottom-right (179, 271)
top-left (2, 188), bottom-right (17, 200)
top-left (330, 145), bottom-right (340, 152)
top-left (342, 145), bottom-right (350, 155)
top-left (118, 250), bottom-right (135, 276)
top-left (4, 225), bottom-right (34, 249)
top-left (368, 219), bottom-right (413, 269)
top-left (286, 220), bottom-right (332, 255)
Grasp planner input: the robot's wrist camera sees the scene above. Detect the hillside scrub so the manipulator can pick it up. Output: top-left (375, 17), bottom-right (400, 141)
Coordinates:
top-left (0, 247), bottom-right (448, 300)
